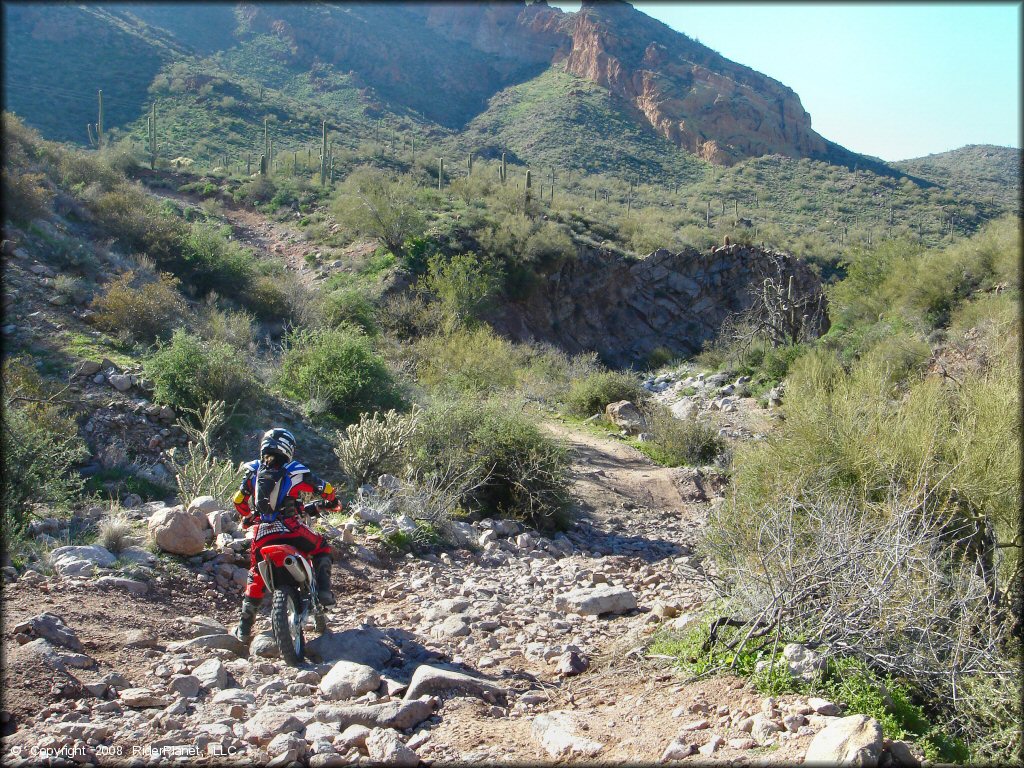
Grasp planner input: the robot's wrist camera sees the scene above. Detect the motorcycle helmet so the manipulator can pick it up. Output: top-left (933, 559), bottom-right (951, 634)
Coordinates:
top-left (260, 427), bottom-right (296, 463)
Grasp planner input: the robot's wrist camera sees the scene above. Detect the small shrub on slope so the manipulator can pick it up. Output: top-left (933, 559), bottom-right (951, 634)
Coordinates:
top-left (146, 329), bottom-right (257, 412)
top-left (565, 370), bottom-right (646, 418)
top-left (91, 271), bottom-right (190, 344)
top-left (278, 326), bottom-right (404, 424)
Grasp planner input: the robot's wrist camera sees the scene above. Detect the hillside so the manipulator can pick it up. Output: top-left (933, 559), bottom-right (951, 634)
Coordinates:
top-left (3, 1), bottom-right (884, 171)
top-left (893, 144), bottom-right (1022, 211)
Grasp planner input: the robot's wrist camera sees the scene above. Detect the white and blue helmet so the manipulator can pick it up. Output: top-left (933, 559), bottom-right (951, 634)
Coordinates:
top-left (260, 427), bottom-right (296, 462)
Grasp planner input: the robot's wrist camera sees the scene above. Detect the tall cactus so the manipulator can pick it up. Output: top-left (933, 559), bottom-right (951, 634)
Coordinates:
top-left (525, 169), bottom-right (532, 205)
top-left (259, 153), bottom-right (267, 176)
top-left (148, 102), bottom-right (157, 170)
top-left (320, 121), bottom-right (328, 186)
top-left (500, 152), bottom-right (507, 184)
top-left (438, 158), bottom-right (444, 191)
top-left (467, 153), bottom-right (473, 175)
top-left (87, 123), bottom-right (97, 148)
top-left (97, 89), bottom-right (104, 150)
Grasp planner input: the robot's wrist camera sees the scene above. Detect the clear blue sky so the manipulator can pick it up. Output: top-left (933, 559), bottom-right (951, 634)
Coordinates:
top-left (550, 2), bottom-right (1021, 161)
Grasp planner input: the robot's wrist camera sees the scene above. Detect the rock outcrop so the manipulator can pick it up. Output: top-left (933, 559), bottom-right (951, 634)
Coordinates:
top-left (565, 1), bottom-right (828, 164)
top-left (495, 243), bottom-right (827, 367)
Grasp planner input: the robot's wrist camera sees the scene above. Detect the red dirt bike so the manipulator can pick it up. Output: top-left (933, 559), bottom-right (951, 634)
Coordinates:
top-left (253, 500), bottom-right (335, 666)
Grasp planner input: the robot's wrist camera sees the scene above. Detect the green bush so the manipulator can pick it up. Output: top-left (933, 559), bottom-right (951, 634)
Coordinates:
top-left (422, 251), bottom-right (502, 329)
top-left (146, 329), bottom-right (257, 412)
top-left (637, 403), bottom-right (727, 467)
top-left (319, 288), bottom-right (378, 335)
top-left (278, 326), bottom-right (404, 423)
top-left (414, 327), bottom-right (520, 394)
top-left (410, 398), bottom-right (570, 529)
top-left (178, 221), bottom-right (255, 297)
top-left (1, 358), bottom-right (88, 536)
top-left (90, 271), bottom-right (190, 344)
top-left (565, 370), bottom-right (646, 417)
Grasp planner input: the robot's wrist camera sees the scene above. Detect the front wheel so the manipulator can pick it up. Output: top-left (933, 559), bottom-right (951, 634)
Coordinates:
top-left (272, 586), bottom-right (305, 666)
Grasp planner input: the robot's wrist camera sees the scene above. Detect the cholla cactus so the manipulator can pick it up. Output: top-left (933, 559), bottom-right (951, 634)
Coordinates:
top-left (334, 407), bottom-right (420, 488)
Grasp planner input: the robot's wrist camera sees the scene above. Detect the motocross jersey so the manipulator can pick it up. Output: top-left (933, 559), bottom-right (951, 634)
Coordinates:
top-left (233, 459), bottom-right (335, 524)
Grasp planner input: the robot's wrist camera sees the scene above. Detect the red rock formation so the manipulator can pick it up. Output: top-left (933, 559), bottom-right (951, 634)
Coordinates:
top-left (564, 0), bottom-right (828, 164)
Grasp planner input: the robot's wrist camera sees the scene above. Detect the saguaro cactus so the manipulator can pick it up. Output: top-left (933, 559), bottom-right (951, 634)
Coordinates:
top-left (320, 121), bottom-right (328, 186)
top-left (525, 169), bottom-right (532, 205)
top-left (259, 154), bottom-right (267, 176)
top-left (87, 123), bottom-right (98, 148)
top-left (438, 158), bottom-right (444, 191)
top-left (500, 152), bottom-right (507, 184)
top-left (148, 102), bottom-right (158, 170)
top-left (97, 89), bottom-right (104, 150)
top-left (467, 153), bottom-right (473, 175)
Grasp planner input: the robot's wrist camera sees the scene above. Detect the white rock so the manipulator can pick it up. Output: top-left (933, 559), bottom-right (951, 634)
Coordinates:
top-left (809, 697), bottom-right (842, 716)
top-left (193, 658), bottom-right (227, 689)
top-left (365, 728), bottom-right (419, 767)
top-left (148, 506), bottom-right (206, 556)
top-left (120, 688), bottom-right (170, 708)
top-left (804, 714), bottom-right (884, 767)
top-left (532, 711), bottom-right (604, 758)
top-left (319, 661), bottom-right (381, 701)
top-left (553, 585), bottom-right (637, 616)
top-left (751, 713), bottom-right (781, 744)
top-left (605, 400), bottom-right (646, 434)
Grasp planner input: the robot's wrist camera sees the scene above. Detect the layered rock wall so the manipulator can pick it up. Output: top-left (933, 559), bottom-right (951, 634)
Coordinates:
top-left (494, 243), bottom-right (826, 367)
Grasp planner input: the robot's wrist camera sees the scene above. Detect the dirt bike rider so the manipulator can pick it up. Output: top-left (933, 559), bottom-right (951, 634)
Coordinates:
top-left (231, 427), bottom-right (340, 643)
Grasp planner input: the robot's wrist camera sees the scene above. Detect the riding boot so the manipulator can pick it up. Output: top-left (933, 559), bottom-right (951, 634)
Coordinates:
top-left (313, 555), bottom-right (335, 607)
top-left (232, 596), bottom-right (260, 642)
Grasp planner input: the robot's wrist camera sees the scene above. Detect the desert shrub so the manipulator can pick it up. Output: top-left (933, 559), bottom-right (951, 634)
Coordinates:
top-left (515, 345), bottom-right (602, 407)
top-left (702, 491), bottom-right (1018, 764)
top-left (177, 221), bottom-right (254, 297)
top-left (410, 398), bottom-right (570, 529)
top-left (638, 403), bottom-right (727, 467)
top-left (332, 167), bottom-right (426, 260)
top-left (376, 292), bottom-right (444, 340)
top-left (146, 330), bottom-right (257, 412)
top-left (334, 408), bottom-right (419, 488)
top-left (233, 174), bottom-right (276, 205)
top-left (278, 326), bottom-right (404, 423)
top-left (197, 298), bottom-right (257, 351)
top-left (165, 400), bottom-right (239, 504)
top-left (91, 271), bottom-right (190, 344)
top-left (414, 326), bottom-right (521, 394)
top-left (89, 186), bottom-right (186, 266)
top-left (318, 288), bottom-right (378, 334)
top-left (421, 251), bottom-right (502, 329)
top-left (565, 370), bottom-right (646, 417)
top-left (1, 358), bottom-right (88, 535)
top-left (2, 139), bottom-right (53, 222)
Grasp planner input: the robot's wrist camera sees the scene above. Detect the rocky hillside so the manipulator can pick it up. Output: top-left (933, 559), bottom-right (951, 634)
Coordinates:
top-left (7, 1), bottom-right (848, 168)
top-left (893, 144), bottom-right (1022, 211)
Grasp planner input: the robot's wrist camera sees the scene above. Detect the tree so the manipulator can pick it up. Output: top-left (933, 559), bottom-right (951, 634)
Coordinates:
top-left (332, 167), bottom-right (425, 261)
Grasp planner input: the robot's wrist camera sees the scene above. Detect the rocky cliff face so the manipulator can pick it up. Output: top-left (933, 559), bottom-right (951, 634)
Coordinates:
top-left (564, 1), bottom-right (828, 164)
top-left (493, 243), bottom-right (826, 367)
top-left (240, 1), bottom-right (829, 164)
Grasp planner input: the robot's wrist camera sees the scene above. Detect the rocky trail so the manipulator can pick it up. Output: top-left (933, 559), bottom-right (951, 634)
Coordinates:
top-left (0, 415), bottom-right (909, 767)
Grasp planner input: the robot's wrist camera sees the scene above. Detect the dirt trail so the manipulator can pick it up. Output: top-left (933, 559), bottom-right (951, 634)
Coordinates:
top-left (145, 184), bottom-right (322, 288)
top-left (544, 419), bottom-right (689, 514)
top-left (2, 420), bottom-right (830, 765)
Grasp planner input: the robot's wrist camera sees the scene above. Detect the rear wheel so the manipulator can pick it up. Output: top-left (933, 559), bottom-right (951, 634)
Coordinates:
top-left (272, 586), bottom-right (305, 666)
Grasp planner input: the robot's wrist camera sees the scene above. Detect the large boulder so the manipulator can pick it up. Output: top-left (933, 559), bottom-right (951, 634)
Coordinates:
top-left (305, 627), bottom-right (393, 667)
top-left (804, 714), bottom-right (884, 767)
top-left (314, 699), bottom-right (435, 730)
top-left (553, 585), bottom-right (637, 616)
top-left (49, 545), bottom-right (116, 577)
top-left (13, 612), bottom-right (83, 651)
top-left (319, 661), bottom-right (381, 701)
top-left (404, 665), bottom-right (505, 702)
top-left (605, 400), bottom-right (646, 434)
top-left (148, 506), bottom-right (206, 556)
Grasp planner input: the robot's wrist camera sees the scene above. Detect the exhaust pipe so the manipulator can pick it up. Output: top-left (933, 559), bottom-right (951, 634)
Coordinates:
top-left (283, 555), bottom-right (307, 584)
